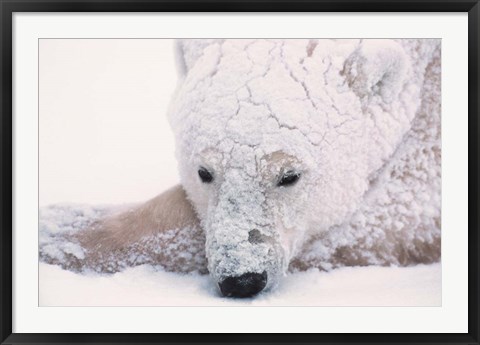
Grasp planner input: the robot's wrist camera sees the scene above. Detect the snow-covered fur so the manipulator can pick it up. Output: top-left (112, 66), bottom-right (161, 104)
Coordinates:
top-left (40, 39), bottom-right (441, 293)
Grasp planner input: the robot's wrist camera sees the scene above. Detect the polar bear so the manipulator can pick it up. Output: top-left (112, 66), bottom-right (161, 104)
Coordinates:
top-left (40, 39), bottom-right (441, 298)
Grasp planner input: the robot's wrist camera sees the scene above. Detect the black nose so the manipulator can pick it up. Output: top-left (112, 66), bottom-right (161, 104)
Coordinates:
top-left (219, 272), bottom-right (268, 298)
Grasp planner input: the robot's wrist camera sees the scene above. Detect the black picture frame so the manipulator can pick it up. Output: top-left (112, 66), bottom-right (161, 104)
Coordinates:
top-left (1, 1), bottom-right (478, 344)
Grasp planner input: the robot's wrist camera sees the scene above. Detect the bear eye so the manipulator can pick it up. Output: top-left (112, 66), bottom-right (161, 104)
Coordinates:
top-left (198, 167), bottom-right (213, 183)
top-left (277, 170), bottom-right (300, 187)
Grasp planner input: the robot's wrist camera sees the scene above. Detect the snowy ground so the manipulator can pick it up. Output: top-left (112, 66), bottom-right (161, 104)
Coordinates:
top-left (40, 262), bottom-right (441, 306)
top-left (38, 203), bottom-right (441, 307)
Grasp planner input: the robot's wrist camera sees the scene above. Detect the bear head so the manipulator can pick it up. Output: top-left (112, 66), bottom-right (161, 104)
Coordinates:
top-left (168, 39), bottom-right (418, 297)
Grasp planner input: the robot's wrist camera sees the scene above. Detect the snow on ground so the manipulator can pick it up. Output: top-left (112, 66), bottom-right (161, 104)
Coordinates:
top-left (39, 262), bottom-right (441, 306)
top-left (39, 203), bottom-right (441, 306)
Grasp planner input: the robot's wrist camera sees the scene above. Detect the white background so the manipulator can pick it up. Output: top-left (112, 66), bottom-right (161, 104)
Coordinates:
top-left (39, 39), bottom-right (179, 206)
top-left (13, 13), bottom-right (468, 333)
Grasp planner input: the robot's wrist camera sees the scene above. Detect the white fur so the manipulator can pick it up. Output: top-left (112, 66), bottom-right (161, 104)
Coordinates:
top-left (169, 39), bottom-right (440, 287)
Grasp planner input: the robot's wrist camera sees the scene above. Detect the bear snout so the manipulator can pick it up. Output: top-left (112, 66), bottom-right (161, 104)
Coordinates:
top-left (218, 271), bottom-right (268, 298)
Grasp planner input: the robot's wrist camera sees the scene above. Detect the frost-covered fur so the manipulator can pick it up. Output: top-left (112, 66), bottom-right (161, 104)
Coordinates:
top-left (40, 39), bottom-right (441, 292)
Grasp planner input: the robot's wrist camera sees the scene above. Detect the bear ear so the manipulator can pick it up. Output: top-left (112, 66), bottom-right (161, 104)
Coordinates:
top-left (174, 39), bottom-right (223, 78)
top-left (343, 40), bottom-right (410, 104)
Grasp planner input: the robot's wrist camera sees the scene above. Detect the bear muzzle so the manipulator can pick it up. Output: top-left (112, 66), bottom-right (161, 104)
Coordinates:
top-left (218, 271), bottom-right (268, 298)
